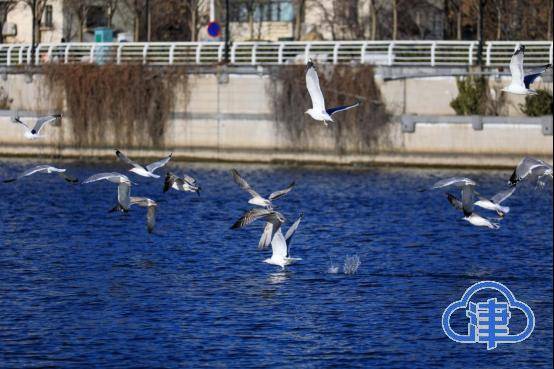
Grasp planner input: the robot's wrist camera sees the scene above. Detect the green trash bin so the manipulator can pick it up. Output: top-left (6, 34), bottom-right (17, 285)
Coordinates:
top-left (94, 28), bottom-right (114, 64)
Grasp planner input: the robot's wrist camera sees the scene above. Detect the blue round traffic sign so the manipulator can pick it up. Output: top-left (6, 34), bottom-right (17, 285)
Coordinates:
top-left (207, 22), bottom-right (222, 38)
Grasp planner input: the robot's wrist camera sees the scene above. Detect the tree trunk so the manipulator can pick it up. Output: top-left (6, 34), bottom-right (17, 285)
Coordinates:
top-left (369, 0), bottom-right (377, 40)
top-left (496, 4), bottom-right (501, 40)
top-left (293, 0), bottom-right (304, 40)
top-left (548, 2), bottom-right (553, 40)
top-left (392, 0), bottom-right (397, 40)
top-left (456, 8), bottom-right (461, 40)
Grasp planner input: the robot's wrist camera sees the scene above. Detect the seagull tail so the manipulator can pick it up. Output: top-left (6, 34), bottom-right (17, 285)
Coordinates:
top-left (109, 204), bottom-right (127, 213)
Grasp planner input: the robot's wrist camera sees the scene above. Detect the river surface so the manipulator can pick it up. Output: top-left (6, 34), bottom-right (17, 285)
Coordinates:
top-left (0, 159), bottom-right (552, 368)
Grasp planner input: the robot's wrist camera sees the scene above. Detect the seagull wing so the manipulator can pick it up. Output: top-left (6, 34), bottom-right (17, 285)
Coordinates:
top-left (32, 114), bottom-right (61, 134)
top-left (231, 169), bottom-right (261, 198)
top-left (432, 177), bottom-right (476, 189)
top-left (523, 64), bottom-right (552, 89)
top-left (306, 60), bottom-right (326, 111)
top-left (268, 181), bottom-right (295, 201)
top-left (271, 229), bottom-right (288, 260)
top-left (231, 208), bottom-right (273, 229)
top-left (11, 116), bottom-right (30, 130)
top-left (258, 222), bottom-right (274, 250)
top-left (164, 172), bottom-right (178, 193)
top-left (509, 46), bottom-right (525, 88)
top-left (130, 197), bottom-right (157, 233)
top-left (115, 150), bottom-right (144, 170)
top-left (461, 185), bottom-right (475, 215)
top-left (446, 193), bottom-right (464, 212)
top-left (83, 172), bottom-right (130, 184)
top-left (510, 157), bottom-right (551, 185)
top-left (284, 213), bottom-right (303, 256)
top-left (118, 182), bottom-right (131, 211)
top-left (3, 165), bottom-right (52, 182)
top-left (146, 153), bottom-right (172, 173)
top-left (326, 101), bottom-right (361, 117)
top-left (491, 187), bottom-right (516, 204)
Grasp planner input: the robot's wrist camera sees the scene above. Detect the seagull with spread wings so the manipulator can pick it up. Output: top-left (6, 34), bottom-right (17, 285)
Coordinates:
top-left (115, 150), bottom-right (172, 179)
top-left (82, 172), bottom-right (133, 212)
top-left (231, 169), bottom-right (294, 209)
top-left (163, 172), bottom-right (201, 195)
top-left (3, 164), bottom-right (78, 184)
top-left (125, 197), bottom-right (158, 234)
top-left (10, 114), bottom-right (62, 139)
top-left (305, 59), bottom-right (360, 125)
top-left (502, 45), bottom-right (552, 95)
top-left (508, 157), bottom-right (553, 187)
top-left (473, 187), bottom-right (516, 218)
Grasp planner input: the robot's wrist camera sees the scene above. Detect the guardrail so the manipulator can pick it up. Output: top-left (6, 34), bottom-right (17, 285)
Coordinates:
top-left (0, 41), bottom-right (552, 67)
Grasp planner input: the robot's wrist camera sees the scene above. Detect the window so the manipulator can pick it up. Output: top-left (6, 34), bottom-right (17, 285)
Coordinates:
top-left (229, 0), bottom-right (294, 23)
top-left (43, 5), bottom-right (53, 28)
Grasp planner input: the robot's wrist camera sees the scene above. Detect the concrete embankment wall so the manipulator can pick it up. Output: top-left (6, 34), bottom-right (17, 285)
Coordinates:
top-left (0, 70), bottom-right (552, 168)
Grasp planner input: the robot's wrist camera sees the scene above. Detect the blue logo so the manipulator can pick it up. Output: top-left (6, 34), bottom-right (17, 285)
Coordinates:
top-left (442, 281), bottom-right (535, 350)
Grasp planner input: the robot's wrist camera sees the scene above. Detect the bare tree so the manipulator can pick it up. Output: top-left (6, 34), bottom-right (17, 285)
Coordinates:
top-left (21, 0), bottom-right (49, 50)
top-left (0, 0), bottom-right (17, 43)
top-left (184, 0), bottom-right (206, 41)
top-left (101, 0), bottom-right (119, 28)
top-left (392, 0), bottom-right (398, 40)
top-left (292, 0), bottom-right (306, 40)
top-left (65, 0), bottom-right (96, 42)
top-left (123, 0), bottom-right (147, 41)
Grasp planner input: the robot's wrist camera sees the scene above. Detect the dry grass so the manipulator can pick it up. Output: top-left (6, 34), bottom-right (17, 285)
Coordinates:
top-left (44, 64), bottom-right (189, 149)
top-left (267, 64), bottom-right (390, 154)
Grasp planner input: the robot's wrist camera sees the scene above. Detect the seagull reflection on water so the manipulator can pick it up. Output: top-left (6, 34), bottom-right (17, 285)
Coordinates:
top-left (268, 271), bottom-right (289, 284)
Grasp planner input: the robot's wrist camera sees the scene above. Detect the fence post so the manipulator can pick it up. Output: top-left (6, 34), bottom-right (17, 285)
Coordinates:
top-left (468, 42), bottom-right (475, 65)
top-left (116, 44), bottom-right (123, 64)
top-left (196, 43), bottom-right (203, 64)
top-left (430, 42), bottom-right (436, 67)
top-left (35, 44), bottom-right (42, 65)
top-left (251, 43), bottom-right (257, 65)
top-left (142, 44), bottom-right (149, 64)
top-left (217, 43), bottom-right (224, 63)
top-left (485, 42), bottom-right (492, 66)
top-left (90, 44), bottom-right (95, 63)
top-left (304, 43), bottom-right (311, 63)
top-left (387, 42), bottom-right (395, 66)
top-left (278, 42), bottom-right (284, 64)
top-left (230, 43), bottom-right (238, 64)
top-left (333, 42), bottom-right (340, 64)
top-left (64, 44), bottom-right (71, 64)
top-left (360, 42), bottom-right (368, 64)
top-left (18, 46), bottom-right (24, 65)
top-left (26, 45), bottom-right (32, 64)
top-left (6, 45), bottom-right (14, 66)
top-left (47, 44), bottom-right (54, 63)
top-left (168, 43), bottom-right (176, 64)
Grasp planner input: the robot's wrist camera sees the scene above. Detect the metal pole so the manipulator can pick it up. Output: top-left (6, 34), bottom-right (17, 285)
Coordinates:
top-left (224, 0), bottom-right (230, 63)
top-left (31, 0), bottom-right (36, 64)
top-left (210, 0), bottom-right (215, 22)
top-left (477, 0), bottom-right (485, 66)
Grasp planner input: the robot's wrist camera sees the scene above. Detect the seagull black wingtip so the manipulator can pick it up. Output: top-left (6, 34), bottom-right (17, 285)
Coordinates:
top-left (3, 178), bottom-right (16, 183)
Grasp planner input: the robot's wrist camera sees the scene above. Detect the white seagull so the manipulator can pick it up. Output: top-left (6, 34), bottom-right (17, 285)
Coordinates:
top-left (83, 172), bottom-right (133, 211)
top-left (509, 157), bottom-right (553, 187)
top-left (126, 197), bottom-right (158, 234)
top-left (432, 177), bottom-right (499, 229)
top-left (116, 150), bottom-right (172, 179)
top-left (502, 45), bottom-right (552, 95)
top-left (164, 172), bottom-right (201, 195)
top-left (305, 59), bottom-right (360, 125)
top-left (263, 214), bottom-right (304, 269)
top-left (10, 114), bottom-right (62, 139)
top-left (473, 187), bottom-right (516, 218)
top-left (231, 169), bottom-right (294, 209)
top-left (3, 164), bottom-right (78, 183)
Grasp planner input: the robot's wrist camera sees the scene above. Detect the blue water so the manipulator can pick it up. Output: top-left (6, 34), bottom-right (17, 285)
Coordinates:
top-left (0, 159), bottom-right (552, 368)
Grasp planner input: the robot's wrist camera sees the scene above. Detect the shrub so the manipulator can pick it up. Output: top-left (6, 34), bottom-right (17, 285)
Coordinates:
top-left (520, 89), bottom-right (553, 116)
top-left (450, 76), bottom-right (489, 115)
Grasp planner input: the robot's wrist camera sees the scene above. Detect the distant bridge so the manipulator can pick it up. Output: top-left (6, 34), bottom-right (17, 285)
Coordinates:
top-left (0, 40), bottom-right (552, 68)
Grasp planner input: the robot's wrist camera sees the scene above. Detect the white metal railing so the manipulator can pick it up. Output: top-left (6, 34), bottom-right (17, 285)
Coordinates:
top-left (0, 41), bottom-right (552, 67)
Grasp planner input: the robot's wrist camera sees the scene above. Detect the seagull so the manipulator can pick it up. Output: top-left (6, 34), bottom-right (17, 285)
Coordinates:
top-left (115, 150), bottom-right (172, 178)
top-left (82, 172), bottom-right (132, 211)
top-left (3, 165), bottom-right (78, 183)
top-left (508, 157), bottom-right (553, 187)
top-left (163, 172), bottom-right (201, 195)
top-left (502, 45), bottom-right (552, 95)
top-left (123, 197), bottom-right (158, 234)
top-left (231, 169), bottom-right (294, 209)
top-left (305, 59), bottom-right (360, 125)
top-left (231, 208), bottom-right (285, 252)
top-left (446, 193), bottom-right (500, 229)
top-left (263, 214), bottom-right (304, 269)
top-left (10, 114), bottom-right (62, 139)
top-left (473, 187), bottom-right (516, 218)
top-left (432, 177), bottom-right (499, 229)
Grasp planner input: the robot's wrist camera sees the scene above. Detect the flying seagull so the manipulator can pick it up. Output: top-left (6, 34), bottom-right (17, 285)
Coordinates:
top-left (163, 172), bottom-right (201, 195)
top-left (502, 45), bottom-right (552, 95)
top-left (3, 164), bottom-right (78, 183)
top-left (231, 208), bottom-right (285, 248)
top-left (116, 150), bottom-right (172, 178)
top-left (508, 157), bottom-right (553, 187)
top-left (231, 169), bottom-right (294, 209)
top-left (305, 59), bottom-right (360, 125)
top-left (446, 193), bottom-right (500, 229)
top-left (83, 172), bottom-right (132, 211)
top-left (473, 187), bottom-right (516, 218)
top-left (113, 197), bottom-right (158, 234)
top-left (263, 213), bottom-right (304, 269)
top-left (10, 114), bottom-right (62, 139)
